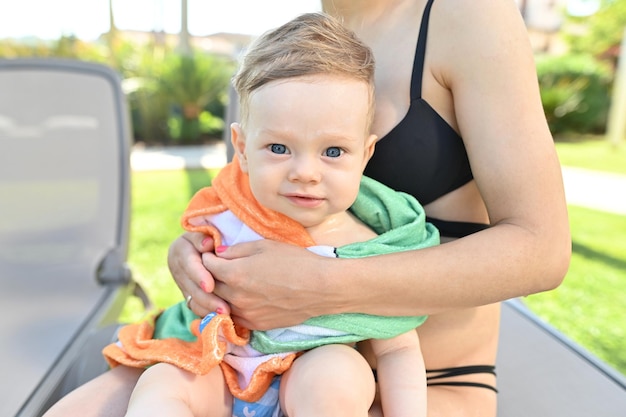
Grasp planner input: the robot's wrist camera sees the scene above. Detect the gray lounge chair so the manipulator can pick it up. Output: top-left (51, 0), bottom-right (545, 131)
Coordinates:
top-left (0, 58), bottom-right (139, 417)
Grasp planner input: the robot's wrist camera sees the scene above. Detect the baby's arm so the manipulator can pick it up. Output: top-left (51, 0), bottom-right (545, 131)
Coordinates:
top-left (369, 330), bottom-right (426, 417)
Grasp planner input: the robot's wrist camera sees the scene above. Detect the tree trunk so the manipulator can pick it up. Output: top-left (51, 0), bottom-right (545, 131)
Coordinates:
top-left (107, 0), bottom-right (119, 67)
top-left (179, 0), bottom-right (192, 56)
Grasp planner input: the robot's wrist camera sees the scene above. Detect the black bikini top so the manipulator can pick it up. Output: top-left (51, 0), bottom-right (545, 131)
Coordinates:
top-left (363, 0), bottom-right (488, 237)
top-left (364, 0), bottom-right (471, 206)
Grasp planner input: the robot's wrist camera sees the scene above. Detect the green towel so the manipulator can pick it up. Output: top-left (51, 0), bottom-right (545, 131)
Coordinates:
top-left (250, 176), bottom-right (439, 353)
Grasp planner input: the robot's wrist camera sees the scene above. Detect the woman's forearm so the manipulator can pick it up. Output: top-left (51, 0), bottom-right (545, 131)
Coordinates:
top-left (325, 221), bottom-right (570, 317)
top-left (205, 206), bottom-right (569, 328)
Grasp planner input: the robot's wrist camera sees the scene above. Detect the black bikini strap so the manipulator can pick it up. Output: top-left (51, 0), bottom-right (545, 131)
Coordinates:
top-left (426, 365), bottom-right (498, 393)
top-left (411, 0), bottom-right (436, 100)
top-left (426, 365), bottom-right (497, 379)
top-left (428, 381), bottom-right (499, 393)
top-left (374, 365), bottom-right (498, 393)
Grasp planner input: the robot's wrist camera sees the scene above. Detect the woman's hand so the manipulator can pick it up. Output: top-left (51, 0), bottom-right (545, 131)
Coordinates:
top-left (167, 232), bottom-right (230, 317)
top-left (204, 239), bottom-right (338, 330)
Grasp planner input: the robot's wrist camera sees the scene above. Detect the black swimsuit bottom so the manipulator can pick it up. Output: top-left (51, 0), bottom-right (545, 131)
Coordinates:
top-left (427, 365), bottom-right (498, 393)
top-left (373, 365), bottom-right (498, 393)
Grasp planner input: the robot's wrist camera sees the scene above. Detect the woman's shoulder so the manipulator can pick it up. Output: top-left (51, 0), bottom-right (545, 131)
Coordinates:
top-left (433, 0), bottom-right (522, 19)
top-left (428, 0), bottom-right (533, 80)
top-left (430, 0), bottom-right (527, 49)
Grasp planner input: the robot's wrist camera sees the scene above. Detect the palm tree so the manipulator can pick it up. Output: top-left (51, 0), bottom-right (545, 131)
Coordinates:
top-left (159, 52), bottom-right (234, 143)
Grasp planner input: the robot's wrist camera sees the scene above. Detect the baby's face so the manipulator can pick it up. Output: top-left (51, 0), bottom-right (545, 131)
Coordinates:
top-left (235, 74), bottom-right (376, 229)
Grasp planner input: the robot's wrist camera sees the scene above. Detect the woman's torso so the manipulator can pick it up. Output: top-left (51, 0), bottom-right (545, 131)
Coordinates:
top-left (338, 0), bottom-right (500, 391)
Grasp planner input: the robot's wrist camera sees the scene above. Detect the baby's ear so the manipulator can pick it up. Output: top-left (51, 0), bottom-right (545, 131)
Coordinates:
top-left (231, 123), bottom-right (248, 172)
top-left (364, 134), bottom-right (377, 163)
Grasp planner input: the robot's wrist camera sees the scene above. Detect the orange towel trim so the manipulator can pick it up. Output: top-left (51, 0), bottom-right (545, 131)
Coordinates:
top-left (181, 158), bottom-right (316, 248)
top-left (103, 313), bottom-right (299, 402)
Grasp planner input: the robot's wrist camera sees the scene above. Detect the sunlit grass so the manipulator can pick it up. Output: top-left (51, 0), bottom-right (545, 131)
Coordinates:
top-left (522, 206), bottom-right (626, 374)
top-left (555, 135), bottom-right (626, 175)
top-left (120, 169), bottom-right (219, 323)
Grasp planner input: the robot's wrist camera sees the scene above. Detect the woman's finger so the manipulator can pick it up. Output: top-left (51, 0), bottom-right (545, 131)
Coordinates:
top-left (182, 231), bottom-right (215, 253)
top-left (184, 288), bottom-right (229, 317)
top-left (168, 234), bottom-right (230, 316)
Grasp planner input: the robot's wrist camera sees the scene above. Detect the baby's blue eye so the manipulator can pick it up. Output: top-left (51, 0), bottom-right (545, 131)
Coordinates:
top-left (270, 144), bottom-right (287, 154)
top-left (325, 147), bottom-right (342, 158)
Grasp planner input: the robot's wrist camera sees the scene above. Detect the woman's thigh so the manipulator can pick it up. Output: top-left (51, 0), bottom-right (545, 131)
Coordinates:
top-left (368, 385), bottom-right (497, 417)
top-left (427, 385), bottom-right (497, 417)
top-left (42, 365), bottom-right (144, 417)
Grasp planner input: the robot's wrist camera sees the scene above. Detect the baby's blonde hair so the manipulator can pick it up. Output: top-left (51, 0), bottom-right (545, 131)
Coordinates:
top-left (233, 12), bottom-right (375, 129)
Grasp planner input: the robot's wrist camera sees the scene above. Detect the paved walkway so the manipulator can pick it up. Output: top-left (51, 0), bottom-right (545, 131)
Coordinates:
top-left (131, 143), bottom-right (229, 172)
top-left (131, 144), bottom-right (626, 216)
top-left (560, 167), bottom-right (626, 216)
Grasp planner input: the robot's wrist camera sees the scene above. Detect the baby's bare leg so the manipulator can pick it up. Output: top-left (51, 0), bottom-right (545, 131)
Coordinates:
top-left (126, 363), bottom-right (231, 417)
top-left (280, 344), bottom-right (375, 417)
top-left (369, 331), bottom-right (426, 417)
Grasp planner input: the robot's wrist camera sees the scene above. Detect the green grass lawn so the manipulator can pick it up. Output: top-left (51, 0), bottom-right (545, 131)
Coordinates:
top-left (121, 137), bottom-right (626, 375)
top-left (555, 134), bottom-right (626, 175)
top-left (522, 205), bottom-right (626, 374)
top-left (121, 169), bottom-right (220, 322)
top-left (523, 136), bottom-right (626, 374)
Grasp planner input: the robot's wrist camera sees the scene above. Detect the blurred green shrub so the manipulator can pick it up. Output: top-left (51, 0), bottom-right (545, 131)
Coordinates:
top-left (167, 111), bottom-right (224, 141)
top-left (536, 53), bottom-right (612, 135)
top-left (564, 0), bottom-right (626, 62)
top-left (158, 52), bottom-right (234, 144)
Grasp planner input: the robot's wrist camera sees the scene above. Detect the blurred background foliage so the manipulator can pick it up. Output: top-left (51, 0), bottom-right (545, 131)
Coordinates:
top-left (534, 0), bottom-right (626, 138)
top-left (0, 33), bottom-right (236, 146)
top-left (536, 53), bottom-right (612, 135)
top-left (1, 0), bottom-right (626, 144)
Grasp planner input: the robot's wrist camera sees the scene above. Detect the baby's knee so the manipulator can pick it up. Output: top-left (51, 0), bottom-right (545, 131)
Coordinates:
top-left (132, 363), bottom-right (194, 401)
top-left (280, 345), bottom-right (375, 416)
top-left (129, 364), bottom-right (230, 417)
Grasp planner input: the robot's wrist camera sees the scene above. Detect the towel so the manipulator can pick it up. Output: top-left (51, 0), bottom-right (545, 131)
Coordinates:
top-left (181, 158), bottom-right (315, 249)
top-left (250, 175), bottom-right (439, 353)
top-left (103, 157), bottom-right (439, 402)
top-left (105, 306), bottom-right (296, 403)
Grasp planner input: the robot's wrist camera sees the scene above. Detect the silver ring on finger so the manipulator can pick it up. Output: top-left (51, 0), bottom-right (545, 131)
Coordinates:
top-left (186, 294), bottom-right (193, 309)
